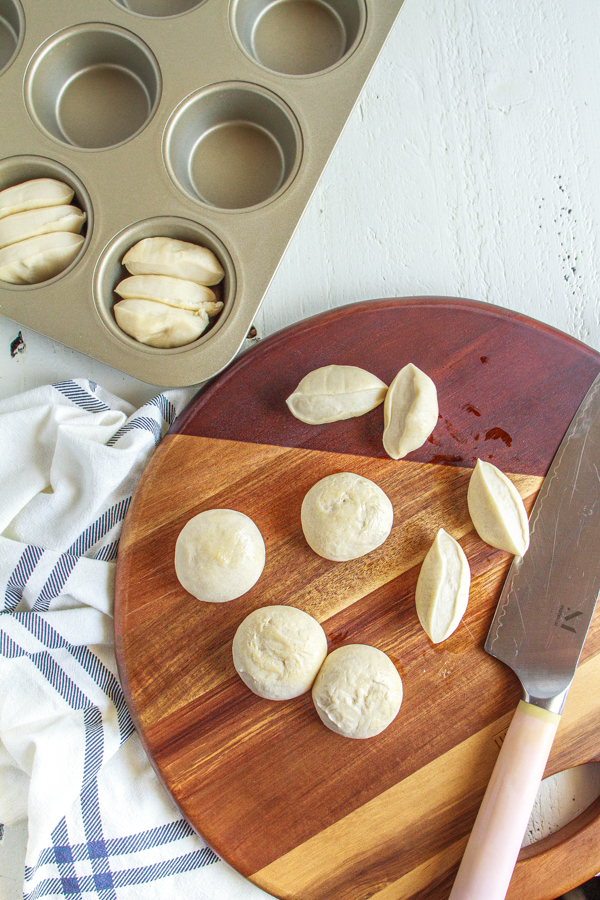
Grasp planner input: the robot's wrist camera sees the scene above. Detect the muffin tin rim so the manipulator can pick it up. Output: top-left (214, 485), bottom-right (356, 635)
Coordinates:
top-left (108, 0), bottom-right (209, 21)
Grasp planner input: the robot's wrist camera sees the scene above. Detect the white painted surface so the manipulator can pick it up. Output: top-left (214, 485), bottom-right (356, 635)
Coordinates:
top-left (2, 0), bottom-right (600, 894)
top-left (524, 763), bottom-right (600, 848)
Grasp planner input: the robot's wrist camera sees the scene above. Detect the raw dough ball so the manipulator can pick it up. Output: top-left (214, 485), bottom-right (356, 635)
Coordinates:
top-left (175, 509), bottom-right (265, 603)
top-left (312, 644), bottom-right (403, 738)
top-left (301, 472), bottom-right (393, 561)
top-left (233, 605), bottom-right (328, 700)
top-left (467, 458), bottom-right (530, 556)
top-left (286, 365), bottom-right (387, 424)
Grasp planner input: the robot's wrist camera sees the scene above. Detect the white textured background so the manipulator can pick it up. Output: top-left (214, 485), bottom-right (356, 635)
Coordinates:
top-left (2, 0), bottom-right (600, 895)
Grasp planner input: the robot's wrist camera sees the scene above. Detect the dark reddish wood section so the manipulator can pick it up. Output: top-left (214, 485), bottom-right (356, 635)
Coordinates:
top-left (175, 297), bottom-right (600, 475)
top-left (115, 298), bottom-right (600, 900)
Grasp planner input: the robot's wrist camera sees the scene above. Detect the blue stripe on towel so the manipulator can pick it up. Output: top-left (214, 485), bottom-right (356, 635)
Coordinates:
top-left (106, 416), bottom-right (162, 448)
top-left (53, 382), bottom-right (112, 413)
top-left (3, 544), bottom-right (44, 611)
top-left (67, 499), bottom-right (131, 559)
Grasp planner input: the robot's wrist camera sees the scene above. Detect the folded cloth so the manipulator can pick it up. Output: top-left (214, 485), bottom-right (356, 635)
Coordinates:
top-left (0, 380), bottom-right (271, 900)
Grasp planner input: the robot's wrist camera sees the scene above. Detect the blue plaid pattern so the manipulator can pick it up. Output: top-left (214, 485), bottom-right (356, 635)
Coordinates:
top-left (0, 380), bottom-right (220, 898)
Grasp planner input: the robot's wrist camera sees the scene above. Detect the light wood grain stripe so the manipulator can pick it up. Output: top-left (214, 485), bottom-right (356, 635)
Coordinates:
top-left (119, 434), bottom-right (293, 547)
top-left (251, 652), bottom-right (600, 900)
top-left (368, 837), bottom-right (468, 900)
top-left (251, 709), bottom-right (514, 898)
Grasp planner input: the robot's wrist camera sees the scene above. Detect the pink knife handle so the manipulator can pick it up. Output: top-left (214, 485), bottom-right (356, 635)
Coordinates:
top-left (449, 700), bottom-right (560, 900)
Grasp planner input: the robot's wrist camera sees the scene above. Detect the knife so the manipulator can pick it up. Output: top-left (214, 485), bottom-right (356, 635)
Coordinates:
top-left (449, 370), bottom-right (600, 900)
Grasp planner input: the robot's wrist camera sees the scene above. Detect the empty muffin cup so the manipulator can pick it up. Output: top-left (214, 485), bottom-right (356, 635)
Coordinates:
top-left (0, 0), bottom-right (23, 76)
top-left (111, 0), bottom-right (206, 17)
top-left (24, 24), bottom-right (161, 150)
top-left (93, 217), bottom-right (235, 352)
top-left (163, 83), bottom-right (302, 211)
top-left (231, 0), bottom-right (366, 76)
top-left (0, 155), bottom-right (92, 287)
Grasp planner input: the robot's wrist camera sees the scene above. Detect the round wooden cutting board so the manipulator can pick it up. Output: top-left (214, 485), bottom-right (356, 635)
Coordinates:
top-left (115, 297), bottom-right (600, 900)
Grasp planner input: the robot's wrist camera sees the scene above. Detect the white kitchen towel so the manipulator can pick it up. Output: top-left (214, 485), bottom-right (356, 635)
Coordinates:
top-left (0, 379), bottom-right (271, 900)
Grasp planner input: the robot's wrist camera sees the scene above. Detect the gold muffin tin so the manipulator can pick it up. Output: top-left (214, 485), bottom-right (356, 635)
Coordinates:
top-left (0, 0), bottom-right (405, 386)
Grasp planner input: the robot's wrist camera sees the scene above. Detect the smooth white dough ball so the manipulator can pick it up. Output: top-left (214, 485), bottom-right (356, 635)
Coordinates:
top-left (174, 509), bottom-right (265, 603)
top-left (233, 606), bottom-right (328, 700)
top-left (301, 472), bottom-right (393, 561)
top-left (312, 644), bottom-right (403, 739)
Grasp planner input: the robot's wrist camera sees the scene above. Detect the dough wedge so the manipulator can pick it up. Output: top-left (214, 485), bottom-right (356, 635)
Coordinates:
top-left (415, 528), bottom-right (471, 643)
top-left (383, 363), bottom-right (438, 459)
top-left (113, 298), bottom-right (209, 348)
top-left (0, 232), bottom-right (84, 284)
top-left (467, 458), bottom-right (530, 556)
top-left (0, 178), bottom-right (74, 220)
top-left (286, 365), bottom-right (387, 424)
top-left (115, 274), bottom-right (222, 315)
top-left (0, 204), bottom-right (86, 250)
top-left (122, 237), bottom-right (224, 286)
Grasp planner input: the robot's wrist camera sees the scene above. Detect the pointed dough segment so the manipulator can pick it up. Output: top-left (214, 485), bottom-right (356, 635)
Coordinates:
top-left (286, 365), bottom-right (387, 424)
top-left (415, 528), bottom-right (471, 643)
top-left (383, 363), bottom-right (438, 459)
top-left (0, 232), bottom-right (84, 284)
top-left (467, 459), bottom-right (530, 556)
top-left (0, 178), bottom-right (74, 220)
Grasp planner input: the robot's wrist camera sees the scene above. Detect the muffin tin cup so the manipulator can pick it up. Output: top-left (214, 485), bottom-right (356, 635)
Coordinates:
top-left (0, 0), bottom-right (405, 387)
top-left (163, 82), bottom-right (302, 211)
top-left (24, 23), bottom-right (162, 151)
top-left (231, 0), bottom-right (367, 77)
top-left (93, 216), bottom-right (236, 353)
top-left (0, 154), bottom-right (93, 290)
top-left (0, 0), bottom-right (23, 76)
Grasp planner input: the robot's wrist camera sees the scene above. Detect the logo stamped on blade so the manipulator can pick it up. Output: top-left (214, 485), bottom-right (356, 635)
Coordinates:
top-left (554, 604), bottom-right (584, 633)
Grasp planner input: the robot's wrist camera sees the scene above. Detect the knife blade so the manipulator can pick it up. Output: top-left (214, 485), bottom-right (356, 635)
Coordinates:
top-left (449, 370), bottom-right (600, 900)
